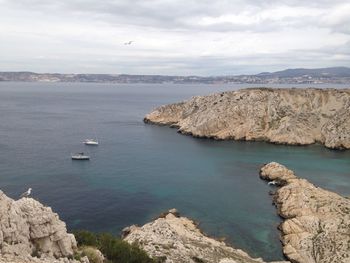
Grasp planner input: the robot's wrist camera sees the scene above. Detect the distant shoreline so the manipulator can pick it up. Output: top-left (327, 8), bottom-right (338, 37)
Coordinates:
top-left (1, 66), bottom-right (350, 84)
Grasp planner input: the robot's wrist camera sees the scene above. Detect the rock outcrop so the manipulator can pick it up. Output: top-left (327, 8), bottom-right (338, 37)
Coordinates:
top-left (260, 162), bottom-right (350, 263)
top-left (0, 191), bottom-right (80, 263)
top-left (144, 88), bottom-right (350, 149)
top-left (123, 209), bottom-right (289, 263)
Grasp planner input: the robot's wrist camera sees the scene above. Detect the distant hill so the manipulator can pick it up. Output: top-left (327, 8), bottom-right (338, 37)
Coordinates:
top-left (257, 67), bottom-right (350, 78)
top-left (0, 67), bottom-right (350, 84)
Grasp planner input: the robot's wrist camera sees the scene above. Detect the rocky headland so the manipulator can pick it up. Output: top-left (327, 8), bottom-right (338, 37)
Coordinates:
top-left (123, 209), bottom-right (288, 263)
top-left (144, 88), bottom-right (350, 149)
top-left (260, 162), bottom-right (350, 263)
top-left (0, 190), bottom-right (85, 263)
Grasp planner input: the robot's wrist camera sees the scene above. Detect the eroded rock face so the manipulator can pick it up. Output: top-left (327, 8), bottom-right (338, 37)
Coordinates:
top-left (0, 254), bottom-right (89, 263)
top-left (0, 191), bottom-right (78, 262)
top-left (260, 162), bottom-right (350, 263)
top-left (123, 209), bottom-right (289, 263)
top-left (144, 88), bottom-right (350, 149)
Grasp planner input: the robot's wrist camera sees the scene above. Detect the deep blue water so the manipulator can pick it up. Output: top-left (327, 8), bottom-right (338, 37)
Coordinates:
top-left (0, 82), bottom-right (349, 261)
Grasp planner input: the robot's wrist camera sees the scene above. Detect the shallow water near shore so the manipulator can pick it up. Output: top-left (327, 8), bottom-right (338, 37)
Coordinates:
top-left (0, 82), bottom-right (349, 261)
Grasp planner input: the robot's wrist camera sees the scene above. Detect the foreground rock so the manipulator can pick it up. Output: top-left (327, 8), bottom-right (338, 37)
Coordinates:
top-left (144, 88), bottom-right (350, 149)
top-left (0, 254), bottom-right (88, 263)
top-left (260, 162), bottom-right (350, 263)
top-left (123, 209), bottom-right (288, 263)
top-left (0, 191), bottom-right (82, 263)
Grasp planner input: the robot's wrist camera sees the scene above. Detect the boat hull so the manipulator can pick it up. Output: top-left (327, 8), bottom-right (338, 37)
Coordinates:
top-left (71, 156), bottom-right (90, 160)
top-left (84, 142), bottom-right (98, 145)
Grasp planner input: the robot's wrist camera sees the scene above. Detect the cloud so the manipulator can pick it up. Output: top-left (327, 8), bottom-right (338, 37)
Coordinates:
top-left (0, 0), bottom-right (349, 74)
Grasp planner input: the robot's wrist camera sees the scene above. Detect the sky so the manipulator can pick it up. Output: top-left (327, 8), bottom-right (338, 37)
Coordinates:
top-left (0, 0), bottom-right (349, 75)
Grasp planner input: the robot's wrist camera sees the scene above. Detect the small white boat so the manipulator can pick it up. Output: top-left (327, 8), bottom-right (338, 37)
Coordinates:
top-left (84, 139), bottom-right (99, 146)
top-left (71, 152), bottom-right (90, 160)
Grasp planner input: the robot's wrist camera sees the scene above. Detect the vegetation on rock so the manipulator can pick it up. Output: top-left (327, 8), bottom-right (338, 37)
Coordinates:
top-left (74, 230), bottom-right (155, 263)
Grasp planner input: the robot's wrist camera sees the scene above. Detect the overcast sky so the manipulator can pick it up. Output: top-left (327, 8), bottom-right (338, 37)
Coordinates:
top-left (0, 0), bottom-right (349, 75)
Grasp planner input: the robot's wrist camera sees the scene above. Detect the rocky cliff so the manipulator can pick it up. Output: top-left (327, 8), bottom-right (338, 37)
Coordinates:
top-left (144, 88), bottom-right (350, 149)
top-left (260, 162), bottom-right (350, 263)
top-left (123, 209), bottom-right (288, 263)
top-left (0, 191), bottom-right (82, 263)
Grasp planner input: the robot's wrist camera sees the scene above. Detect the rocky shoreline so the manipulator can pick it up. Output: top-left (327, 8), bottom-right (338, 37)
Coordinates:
top-left (1, 161), bottom-right (348, 263)
top-left (260, 162), bottom-right (350, 263)
top-left (144, 88), bottom-right (350, 149)
top-left (121, 162), bottom-right (350, 263)
top-left (0, 191), bottom-right (288, 263)
top-left (123, 209), bottom-right (288, 263)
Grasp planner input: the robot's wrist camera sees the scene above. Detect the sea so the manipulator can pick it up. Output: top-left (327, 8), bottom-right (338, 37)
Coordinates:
top-left (0, 82), bottom-right (349, 261)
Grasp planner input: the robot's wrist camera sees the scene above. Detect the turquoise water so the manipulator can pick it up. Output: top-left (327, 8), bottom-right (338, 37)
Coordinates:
top-left (0, 82), bottom-right (349, 261)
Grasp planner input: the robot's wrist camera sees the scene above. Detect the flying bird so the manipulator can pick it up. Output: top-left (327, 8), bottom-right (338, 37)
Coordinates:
top-left (124, 41), bottom-right (134, 45)
top-left (20, 188), bottom-right (32, 198)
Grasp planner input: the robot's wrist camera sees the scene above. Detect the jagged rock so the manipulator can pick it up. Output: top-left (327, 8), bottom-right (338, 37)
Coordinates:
top-left (260, 162), bottom-right (296, 185)
top-left (168, 208), bottom-right (179, 217)
top-left (0, 191), bottom-right (79, 262)
top-left (144, 88), bottom-right (350, 149)
top-left (124, 210), bottom-right (289, 263)
top-left (260, 162), bottom-right (350, 263)
top-left (0, 254), bottom-right (87, 263)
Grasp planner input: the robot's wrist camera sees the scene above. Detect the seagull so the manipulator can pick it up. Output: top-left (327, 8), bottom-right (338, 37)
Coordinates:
top-left (124, 41), bottom-right (134, 45)
top-left (20, 188), bottom-right (32, 198)
top-left (267, 180), bottom-right (277, 185)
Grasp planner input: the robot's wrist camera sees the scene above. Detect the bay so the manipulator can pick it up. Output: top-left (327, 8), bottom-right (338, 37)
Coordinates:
top-left (0, 82), bottom-right (349, 261)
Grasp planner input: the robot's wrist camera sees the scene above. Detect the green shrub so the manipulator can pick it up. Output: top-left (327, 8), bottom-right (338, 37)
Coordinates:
top-left (80, 246), bottom-right (104, 263)
top-left (73, 230), bottom-right (154, 263)
top-left (74, 230), bottom-right (99, 247)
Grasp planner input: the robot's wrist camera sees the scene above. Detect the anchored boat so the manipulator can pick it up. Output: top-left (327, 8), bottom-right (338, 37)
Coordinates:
top-left (71, 152), bottom-right (90, 160)
top-left (84, 139), bottom-right (99, 146)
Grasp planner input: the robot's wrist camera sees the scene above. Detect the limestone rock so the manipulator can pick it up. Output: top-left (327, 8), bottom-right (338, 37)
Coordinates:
top-left (0, 190), bottom-right (79, 262)
top-left (144, 88), bottom-right (350, 149)
top-left (124, 210), bottom-right (289, 263)
top-left (260, 162), bottom-right (350, 263)
top-left (0, 254), bottom-right (86, 263)
top-left (260, 162), bottom-right (296, 185)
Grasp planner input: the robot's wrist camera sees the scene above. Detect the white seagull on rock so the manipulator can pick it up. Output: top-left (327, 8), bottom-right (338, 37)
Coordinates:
top-left (267, 180), bottom-right (277, 185)
top-left (20, 188), bottom-right (32, 198)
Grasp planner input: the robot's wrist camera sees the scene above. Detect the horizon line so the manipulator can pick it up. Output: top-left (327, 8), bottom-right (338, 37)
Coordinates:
top-left (1, 66), bottom-right (349, 77)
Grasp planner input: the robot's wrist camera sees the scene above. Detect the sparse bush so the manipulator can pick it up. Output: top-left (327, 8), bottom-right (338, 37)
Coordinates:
top-left (75, 230), bottom-right (99, 247)
top-left (73, 251), bottom-right (82, 261)
top-left (73, 230), bottom-right (154, 263)
top-left (80, 246), bottom-right (104, 263)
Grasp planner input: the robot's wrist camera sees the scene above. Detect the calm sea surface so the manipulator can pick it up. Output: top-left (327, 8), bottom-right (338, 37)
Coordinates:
top-left (0, 82), bottom-right (349, 261)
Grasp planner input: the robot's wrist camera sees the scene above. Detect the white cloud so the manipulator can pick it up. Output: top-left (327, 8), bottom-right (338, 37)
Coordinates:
top-left (192, 5), bottom-right (324, 28)
top-left (0, 0), bottom-right (349, 75)
top-left (320, 3), bottom-right (350, 34)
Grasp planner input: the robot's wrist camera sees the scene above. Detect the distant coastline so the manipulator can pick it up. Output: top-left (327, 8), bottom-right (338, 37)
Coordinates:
top-left (1, 66), bottom-right (350, 84)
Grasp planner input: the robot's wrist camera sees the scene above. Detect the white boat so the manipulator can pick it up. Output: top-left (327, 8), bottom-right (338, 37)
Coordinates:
top-left (84, 139), bottom-right (99, 146)
top-left (71, 152), bottom-right (90, 160)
